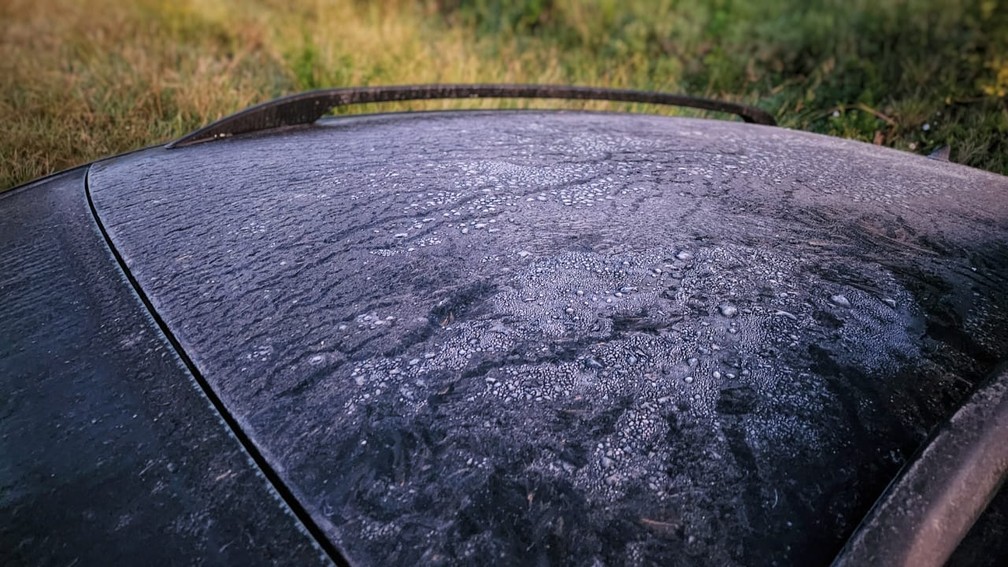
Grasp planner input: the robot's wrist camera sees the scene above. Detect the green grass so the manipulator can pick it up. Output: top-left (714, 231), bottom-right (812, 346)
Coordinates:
top-left (1, 0), bottom-right (1006, 191)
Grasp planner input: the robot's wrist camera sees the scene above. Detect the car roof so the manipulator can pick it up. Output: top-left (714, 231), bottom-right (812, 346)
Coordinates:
top-left (87, 110), bottom-right (1008, 564)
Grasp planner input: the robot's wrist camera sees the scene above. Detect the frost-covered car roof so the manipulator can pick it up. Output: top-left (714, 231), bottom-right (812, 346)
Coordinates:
top-left (3, 85), bottom-right (1007, 565)
top-left (77, 108), bottom-right (1008, 565)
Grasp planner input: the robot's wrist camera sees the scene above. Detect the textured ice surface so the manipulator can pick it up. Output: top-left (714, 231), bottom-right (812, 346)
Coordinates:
top-left (89, 112), bottom-right (1008, 565)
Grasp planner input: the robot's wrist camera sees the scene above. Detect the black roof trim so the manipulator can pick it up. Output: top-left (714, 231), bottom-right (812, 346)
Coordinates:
top-left (167, 84), bottom-right (777, 148)
top-left (833, 364), bottom-right (1008, 566)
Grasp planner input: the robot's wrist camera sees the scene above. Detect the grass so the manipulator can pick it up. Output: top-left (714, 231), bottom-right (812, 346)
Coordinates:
top-left (1, 0), bottom-right (1006, 191)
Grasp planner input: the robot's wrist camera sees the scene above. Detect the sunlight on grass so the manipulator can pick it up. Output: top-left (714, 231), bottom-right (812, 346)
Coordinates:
top-left (1, 0), bottom-right (1005, 190)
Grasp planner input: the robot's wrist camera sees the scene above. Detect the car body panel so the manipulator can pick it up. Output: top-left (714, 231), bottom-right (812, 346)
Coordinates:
top-left (84, 111), bottom-right (1008, 564)
top-left (0, 169), bottom-right (326, 566)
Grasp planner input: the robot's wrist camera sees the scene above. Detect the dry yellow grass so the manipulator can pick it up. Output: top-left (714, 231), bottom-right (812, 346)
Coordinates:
top-left (2, 0), bottom-right (1004, 190)
top-left (1, 0), bottom-right (279, 188)
top-left (0, 0), bottom-right (699, 190)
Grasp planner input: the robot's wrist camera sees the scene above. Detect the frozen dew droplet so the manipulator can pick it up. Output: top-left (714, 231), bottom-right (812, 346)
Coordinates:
top-left (676, 250), bottom-right (694, 261)
top-left (684, 376), bottom-right (694, 384)
top-left (830, 294), bottom-right (851, 308)
top-left (719, 303), bottom-right (738, 318)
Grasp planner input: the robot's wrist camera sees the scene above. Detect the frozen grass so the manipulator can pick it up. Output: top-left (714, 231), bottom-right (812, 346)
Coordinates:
top-left (1, 0), bottom-right (1006, 191)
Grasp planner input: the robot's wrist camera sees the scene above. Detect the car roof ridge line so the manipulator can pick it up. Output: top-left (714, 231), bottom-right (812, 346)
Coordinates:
top-left (83, 164), bottom-right (350, 567)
